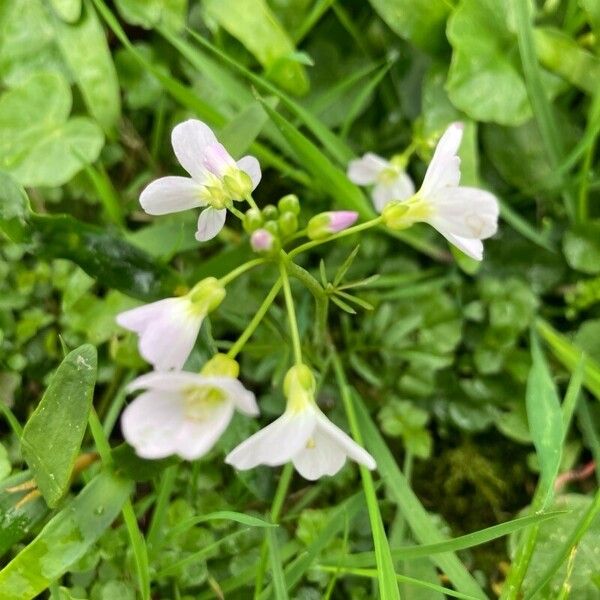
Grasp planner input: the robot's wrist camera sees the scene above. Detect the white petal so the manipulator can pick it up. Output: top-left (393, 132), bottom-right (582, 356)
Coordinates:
top-left (128, 370), bottom-right (208, 393)
top-left (420, 122), bottom-right (464, 198)
top-left (175, 401), bottom-right (235, 460)
top-left (236, 155), bottom-right (262, 190)
top-left (427, 187), bottom-right (499, 240)
top-left (119, 297), bottom-right (202, 371)
top-left (347, 153), bottom-right (388, 185)
top-left (203, 377), bottom-right (259, 416)
top-left (171, 119), bottom-right (218, 181)
top-left (314, 412), bottom-right (376, 470)
top-left (292, 426), bottom-right (347, 480)
top-left (225, 409), bottom-right (317, 470)
top-left (139, 176), bottom-right (205, 215)
top-left (372, 172), bottom-right (415, 212)
top-left (202, 143), bottom-right (236, 177)
top-left (445, 234), bottom-right (484, 261)
top-left (121, 391), bottom-right (185, 459)
top-left (195, 207), bottom-right (227, 242)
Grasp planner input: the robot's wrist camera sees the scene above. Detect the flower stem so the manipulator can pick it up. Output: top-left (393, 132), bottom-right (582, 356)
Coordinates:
top-left (245, 193), bottom-right (259, 211)
top-left (288, 216), bottom-right (383, 259)
top-left (227, 278), bottom-right (282, 359)
top-left (218, 258), bottom-right (266, 287)
top-left (229, 205), bottom-right (246, 220)
top-left (279, 260), bottom-right (303, 365)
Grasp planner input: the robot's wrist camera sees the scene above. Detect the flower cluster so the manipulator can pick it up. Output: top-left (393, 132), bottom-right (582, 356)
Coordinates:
top-left (117, 118), bottom-right (499, 481)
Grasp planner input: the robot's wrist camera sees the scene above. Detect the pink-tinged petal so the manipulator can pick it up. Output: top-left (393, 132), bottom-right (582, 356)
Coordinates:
top-left (250, 229), bottom-right (274, 252)
top-left (314, 412), bottom-right (376, 470)
top-left (121, 391), bottom-right (186, 459)
top-left (347, 153), bottom-right (388, 185)
top-left (175, 401), bottom-right (235, 460)
top-left (427, 187), bottom-right (499, 240)
top-left (202, 143), bottom-right (235, 177)
top-left (225, 409), bottom-right (317, 470)
top-left (420, 122), bottom-right (464, 198)
top-left (196, 207), bottom-right (227, 242)
top-left (292, 426), bottom-right (347, 480)
top-left (236, 155), bottom-right (262, 190)
top-left (372, 172), bottom-right (415, 212)
top-left (328, 211), bottom-right (358, 233)
top-left (139, 176), bottom-right (205, 215)
top-left (171, 119), bottom-right (217, 181)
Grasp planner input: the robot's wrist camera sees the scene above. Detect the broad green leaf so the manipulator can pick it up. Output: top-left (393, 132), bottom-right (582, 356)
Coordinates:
top-left (0, 72), bottom-right (104, 187)
top-left (29, 213), bottom-right (184, 301)
top-left (581, 0), bottom-right (600, 37)
top-left (0, 470), bottom-right (50, 558)
top-left (534, 27), bottom-right (600, 95)
top-left (260, 100), bottom-right (372, 218)
top-left (0, 0), bottom-right (67, 85)
top-left (0, 470), bottom-right (131, 600)
top-left (21, 345), bottom-right (97, 508)
top-left (563, 222), bottom-right (600, 275)
top-left (51, 0), bottom-right (121, 130)
top-left (536, 319), bottom-right (600, 402)
top-left (526, 335), bottom-right (563, 501)
top-left (367, 0), bottom-right (450, 54)
top-left (203, 0), bottom-right (309, 95)
top-left (50, 0), bottom-right (81, 22)
top-left (114, 0), bottom-right (187, 30)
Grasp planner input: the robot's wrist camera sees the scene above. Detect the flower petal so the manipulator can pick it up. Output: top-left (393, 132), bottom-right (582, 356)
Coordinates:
top-left (202, 143), bottom-right (236, 177)
top-left (171, 119), bottom-right (217, 181)
top-left (347, 153), bottom-right (388, 185)
top-left (427, 187), bottom-right (499, 240)
top-left (236, 155), bottom-right (262, 190)
top-left (292, 426), bottom-right (347, 480)
top-left (175, 401), bottom-right (235, 460)
top-left (196, 207), bottom-right (227, 242)
top-left (120, 297), bottom-right (202, 371)
top-left (314, 412), bottom-right (376, 470)
top-left (121, 391), bottom-right (185, 459)
top-left (372, 172), bottom-right (415, 212)
top-left (225, 409), bottom-right (317, 470)
top-left (127, 370), bottom-right (209, 393)
top-left (139, 176), bottom-right (205, 215)
top-left (444, 233), bottom-right (484, 261)
top-left (420, 122), bottom-right (463, 198)
top-left (202, 377), bottom-right (259, 416)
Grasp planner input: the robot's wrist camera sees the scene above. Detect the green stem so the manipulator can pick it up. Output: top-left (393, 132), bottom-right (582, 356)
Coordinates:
top-left (254, 463), bottom-right (294, 597)
top-left (147, 464), bottom-right (179, 551)
top-left (289, 217), bottom-right (383, 259)
top-left (218, 258), bottom-right (266, 286)
top-left (227, 278), bottom-right (282, 359)
top-left (229, 205), bottom-right (246, 220)
top-left (279, 260), bottom-right (303, 365)
top-left (245, 194), bottom-right (259, 211)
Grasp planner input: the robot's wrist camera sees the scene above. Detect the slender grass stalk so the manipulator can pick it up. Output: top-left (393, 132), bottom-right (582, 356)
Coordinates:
top-left (147, 465), bottom-right (178, 550)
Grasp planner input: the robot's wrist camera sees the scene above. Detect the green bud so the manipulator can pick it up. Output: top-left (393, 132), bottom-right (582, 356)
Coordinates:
top-left (262, 204), bottom-right (279, 220)
top-left (263, 220), bottom-right (279, 236)
top-left (243, 208), bottom-right (263, 233)
top-left (188, 277), bottom-right (226, 314)
top-left (278, 194), bottom-right (300, 215)
top-left (278, 211), bottom-right (298, 237)
top-left (284, 364), bottom-right (316, 412)
top-left (201, 353), bottom-right (239, 378)
top-left (306, 213), bottom-right (330, 240)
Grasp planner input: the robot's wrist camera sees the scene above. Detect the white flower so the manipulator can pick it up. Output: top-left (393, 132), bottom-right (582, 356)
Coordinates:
top-left (348, 152), bottom-right (414, 212)
top-left (121, 358), bottom-right (258, 460)
top-left (139, 119), bottom-right (262, 241)
top-left (382, 122), bottom-right (499, 261)
top-left (226, 365), bottom-right (376, 480)
top-left (117, 277), bottom-right (225, 371)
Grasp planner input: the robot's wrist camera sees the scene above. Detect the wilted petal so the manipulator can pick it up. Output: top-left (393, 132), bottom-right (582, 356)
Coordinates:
top-left (225, 410), bottom-right (316, 470)
top-left (121, 391), bottom-right (186, 459)
top-left (420, 122), bottom-right (463, 198)
top-left (172, 119), bottom-right (217, 182)
top-left (372, 172), bottom-right (415, 212)
top-left (175, 401), bottom-right (235, 460)
top-left (139, 176), bottom-right (205, 215)
top-left (196, 207), bottom-right (227, 242)
top-left (236, 155), bottom-right (262, 190)
top-left (347, 153), bottom-right (388, 185)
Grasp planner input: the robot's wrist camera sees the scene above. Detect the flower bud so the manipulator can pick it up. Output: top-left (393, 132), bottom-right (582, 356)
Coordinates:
top-left (250, 228), bottom-right (277, 253)
top-left (201, 353), bottom-right (240, 378)
top-left (262, 204), bottom-right (279, 220)
top-left (188, 277), bottom-right (226, 313)
top-left (284, 364), bottom-right (316, 412)
top-left (278, 211), bottom-right (298, 237)
top-left (278, 194), bottom-right (300, 215)
top-left (243, 208), bottom-right (263, 233)
top-left (381, 198), bottom-right (428, 230)
top-left (307, 211), bottom-right (358, 240)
